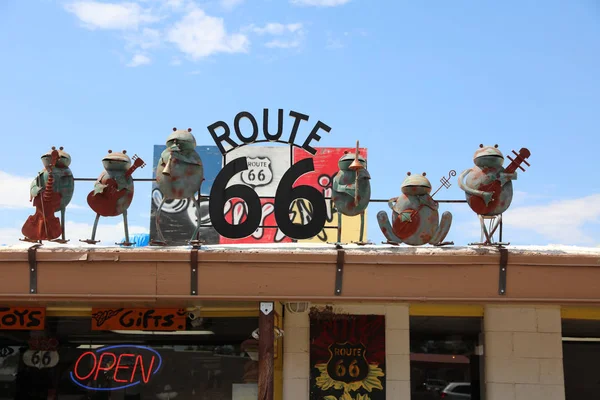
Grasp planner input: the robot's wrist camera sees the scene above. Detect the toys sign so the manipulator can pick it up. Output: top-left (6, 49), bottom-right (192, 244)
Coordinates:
top-left (0, 307), bottom-right (45, 330)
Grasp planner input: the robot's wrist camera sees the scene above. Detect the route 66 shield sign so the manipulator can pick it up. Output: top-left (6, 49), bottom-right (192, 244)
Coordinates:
top-left (241, 157), bottom-right (273, 187)
top-left (326, 342), bottom-right (369, 384)
top-left (23, 349), bottom-right (59, 369)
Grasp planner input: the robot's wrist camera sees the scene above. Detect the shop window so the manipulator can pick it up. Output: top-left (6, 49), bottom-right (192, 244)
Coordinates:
top-left (562, 318), bottom-right (600, 400)
top-left (409, 316), bottom-right (483, 400)
top-left (0, 316), bottom-right (259, 400)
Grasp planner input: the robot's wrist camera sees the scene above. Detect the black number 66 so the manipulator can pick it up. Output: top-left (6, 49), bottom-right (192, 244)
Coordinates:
top-left (209, 157), bottom-right (327, 240)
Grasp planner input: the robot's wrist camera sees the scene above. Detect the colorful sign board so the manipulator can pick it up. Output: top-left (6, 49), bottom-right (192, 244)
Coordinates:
top-left (70, 345), bottom-right (162, 391)
top-left (150, 145), bottom-right (368, 245)
top-left (91, 308), bottom-right (187, 331)
top-left (310, 315), bottom-right (386, 400)
top-left (0, 307), bottom-right (45, 330)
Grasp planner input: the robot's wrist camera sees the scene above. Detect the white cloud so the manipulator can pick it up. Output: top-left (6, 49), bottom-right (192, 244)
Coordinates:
top-left (166, 9), bottom-right (249, 59)
top-left (290, 0), bottom-right (350, 6)
top-left (245, 22), bottom-right (305, 49)
top-left (64, 1), bottom-right (159, 30)
top-left (221, 0), bottom-right (244, 10)
top-left (65, 2), bottom-right (311, 64)
top-left (125, 28), bottom-right (161, 50)
top-left (161, 0), bottom-right (188, 9)
top-left (265, 39), bottom-right (302, 49)
top-left (249, 23), bottom-right (303, 35)
top-left (127, 53), bottom-right (152, 67)
top-left (0, 171), bottom-right (33, 209)
top-left (0, 221), bottom-right (148, 247)
top-left (505, 193), bottom-right (600, 245)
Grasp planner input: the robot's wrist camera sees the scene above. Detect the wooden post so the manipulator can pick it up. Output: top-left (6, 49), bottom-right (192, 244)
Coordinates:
top-left (258, 302), bottom-right (275, 400)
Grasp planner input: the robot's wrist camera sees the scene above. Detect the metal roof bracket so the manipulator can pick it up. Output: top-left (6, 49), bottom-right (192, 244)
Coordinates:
top-left (28, 244), bottom-right (41, 294)
top-left (498, 248), bottom-right (508, 295)
top-left (190, 248), bottom-right (199, 296)
top-left (334, 245), bottom-right (345, 296)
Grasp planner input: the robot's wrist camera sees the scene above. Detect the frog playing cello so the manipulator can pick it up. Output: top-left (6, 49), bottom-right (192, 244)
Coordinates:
top-left (21, 147), bottom-right (64, 242)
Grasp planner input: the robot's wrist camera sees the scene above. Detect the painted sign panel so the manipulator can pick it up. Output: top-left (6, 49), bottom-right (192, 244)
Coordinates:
top-left (310, 314), bottom-right (386, 400)
top-left (91, 308), bottom-right (187, 331)
top-left (220, 146), bottom-right (293, 244)
top-left (293, 146), bottom-right (368, 244)
top-left (0, 307), bottom-right (45, 330)
top-left (149, 145), bottom-right (367, 245)
top-left (70, 345), bottom-right (162, 391)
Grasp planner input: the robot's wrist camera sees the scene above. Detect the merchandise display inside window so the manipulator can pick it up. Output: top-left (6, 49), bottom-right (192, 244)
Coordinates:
top-left (0, 316), bottom-right (259, 400)
top-left (562, 318), bottom-right (600, 400)
top-left (409, 316), bottom-right (482, 400)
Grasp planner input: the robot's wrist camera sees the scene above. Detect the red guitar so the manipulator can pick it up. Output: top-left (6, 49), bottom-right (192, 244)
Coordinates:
top-left (21, 149), bottom-right (63, 241)
top-left (87, 155), bottom-right (146, 217)
top-left (469, 148), bottom-right (531, 215)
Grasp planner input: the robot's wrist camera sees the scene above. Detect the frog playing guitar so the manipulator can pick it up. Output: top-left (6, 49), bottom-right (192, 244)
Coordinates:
top-left (378, 171), bottom-right (454, 246)
top-left (81, 150), bottom-right (146, 246)
top-left (457, 144), bottom-right (531, 245)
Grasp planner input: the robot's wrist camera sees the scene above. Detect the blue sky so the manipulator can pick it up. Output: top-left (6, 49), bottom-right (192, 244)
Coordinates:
top-left (1, 0), bottom-right (599, 246)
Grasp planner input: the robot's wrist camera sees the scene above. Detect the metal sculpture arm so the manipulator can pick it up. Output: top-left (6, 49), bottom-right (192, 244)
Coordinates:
top-left (458, 168), bottom-right (493, 206)
top-left (358, 168), bottom-right (371, 180)
top-left (332, 175), bottom-right (354, 196)
top-left (333, 169), bottom-right (370, 197)
top-left (499, 170), bottom-right (518, 187)
top-left (92, 172), bottom-right (108, 195)
top-left (30, 172), bottom-right (44, 200)
top-left (387, 197), bottom-right (397, 210)
top-left (418, 195), bottom-right (439, 211)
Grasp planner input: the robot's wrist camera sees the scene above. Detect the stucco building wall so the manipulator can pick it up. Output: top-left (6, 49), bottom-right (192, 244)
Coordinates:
top-left (483, 305), bottom-right (565, 400)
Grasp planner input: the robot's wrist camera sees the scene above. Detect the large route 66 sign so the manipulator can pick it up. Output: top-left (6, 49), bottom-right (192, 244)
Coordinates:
top-left (208, 109), bottom-right (332, 241)
top-left (23, 349), bottom-right (59, 369)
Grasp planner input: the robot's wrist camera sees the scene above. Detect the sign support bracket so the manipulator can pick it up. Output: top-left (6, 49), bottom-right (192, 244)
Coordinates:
top-left (258, 301), bottom-right (275, 400)
top-left (334, 245), bottom-right (345, 296)
top-left (498, 248), bottom-right (508, 295)
top-left (28, 244), bottom-right (41, 294)
top-left (190, 248), bottom-right (199, 296)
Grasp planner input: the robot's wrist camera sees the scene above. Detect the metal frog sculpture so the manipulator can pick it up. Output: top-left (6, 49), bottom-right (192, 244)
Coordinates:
top-left (81, 150), bottom-right (145, 246)
top-left (154, 127), bottom-right (204, 245)
top-left (377, 172), bottom-right (453, 246)
top-left (331, 141), bottom-right (371, 244)
top-left (21, 146), bottom-right (74, 243)
top-left (458, 144), bottom-right (531, 245)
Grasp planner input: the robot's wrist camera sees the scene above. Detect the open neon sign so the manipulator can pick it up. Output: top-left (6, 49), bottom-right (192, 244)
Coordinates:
top-left (70, 345), bottom-right (162, 391)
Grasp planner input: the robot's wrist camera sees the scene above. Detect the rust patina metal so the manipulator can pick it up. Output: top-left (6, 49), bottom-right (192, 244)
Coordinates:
top-left (81, 150), bottom-right (146, 246)
top-left (377, 171), bottom-right (454, 246)
top-left (154, 127), bottom-right (204, 245)
top-left (458, 144), bottom-right (531, 245)
top-left (332, 141), bottom-right (371, 244)
top-left (21, 146), bottom-right (74, 243)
